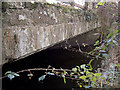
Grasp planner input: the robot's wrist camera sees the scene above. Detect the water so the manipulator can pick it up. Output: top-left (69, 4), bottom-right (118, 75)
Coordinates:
top-left (2, 30), bottom-right (100, 89)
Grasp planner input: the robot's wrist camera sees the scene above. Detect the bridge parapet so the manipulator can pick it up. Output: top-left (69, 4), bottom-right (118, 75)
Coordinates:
top-left (2, 2), bottom-right (101, 64)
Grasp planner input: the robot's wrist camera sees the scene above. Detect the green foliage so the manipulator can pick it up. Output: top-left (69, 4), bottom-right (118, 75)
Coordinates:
top-left (5, 71), bottom-right (20, 80)
top-left (27, 74), bottom-right (33, 77)
top-left (38, 75), bottom-right (46, 82)
top-left (88, 29), bottom-right (120, 60)
top-left (2, 2), bottom-right (9, 12)
top-left (96, 1), bottom-right (105, 8)
top-left (94, 40), bottom-right (99, 46)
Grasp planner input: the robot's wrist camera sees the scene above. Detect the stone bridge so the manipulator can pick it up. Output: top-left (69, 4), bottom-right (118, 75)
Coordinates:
top-left (2, 2), bottom-right (101, 64)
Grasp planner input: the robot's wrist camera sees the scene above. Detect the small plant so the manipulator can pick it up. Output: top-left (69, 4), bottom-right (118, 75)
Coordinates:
top-left (0, 60), bottom-right (104, 88)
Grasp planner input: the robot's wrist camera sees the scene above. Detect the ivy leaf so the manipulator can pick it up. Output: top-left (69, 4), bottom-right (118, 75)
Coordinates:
top-left (80, 72), bottom-right (84, 74)
top-left (113, 40), bottom-right (119, 46)
top-left (94, 40), bottom-right (99, 46)
top-left (85, 86), bottom-right (90, 88)
top-left (99, 50), bottom-right (106, 53)
top-left (84, 68), bottom-right (87, 72)
top-left (12, 72), bottom-right (20, 77)
top-left (101, 45), bottom-right (106, 50)
top-left (7, 74), bottom-right (15, 80)
top-left (63, 77), bottom-right (66, 84)
top-left (94, 73), bottom-right (101, 77)
top-left (88, 51), bottom-right (93, 54)
top-left (47, 72), bottom-right (55, 76)
top-left (97, 1), bottom-right (105, 6)
top-left (80, 85), bottom-right (82, 87)
top-left (79, 75), bottom-right (86, 80)
top-left (92, 77), bottom-right (96, 82)
top-left (80, 64), bottom-right (86, 69)
top-left (5, 71), bottom-right (20, 77)
top-left (107, 33), bottom-right (112, 39)
top-left (88, 59), bottom-right (93, 66)
top-left (52, 68), bottom-right (55, 72)
top-left (72, 67), bottom-right (77, 72)
top-left (107, 39), bottom-right (112, 44)
top-left (100, 77), bottom-right (105, 80)
top-left (5, 71), bottom-right (12, 75)
top-left (74, 76), bottom-right (78, 79)
top-left (38, 75), bottom-right (46, 82)
top-left (96, 5), bottom-right (98, 8)
top-left (113, 30), bottom-right (119, 34)
top-left (27, 74), bottom-right (33, 77)
top-left (70, 72), bottom-right (74, 77)
top-left (65, 46), bottom-right (67, 49)
top-left (102, 53), bottom-right (109, 59)
top-left (86, 74), bottom-right (92, 78)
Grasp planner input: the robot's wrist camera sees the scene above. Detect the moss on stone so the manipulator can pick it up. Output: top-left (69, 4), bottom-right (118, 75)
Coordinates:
top-left (39, 2), bottom-right (82, 14)
top-left (25, 2), bottom-right (38, 10)
top-left (2, 2), bottom-right (9, 12)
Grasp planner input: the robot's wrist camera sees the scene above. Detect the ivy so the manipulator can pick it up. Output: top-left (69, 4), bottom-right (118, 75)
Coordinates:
top-left (38, 75), bottom-right (46, 82)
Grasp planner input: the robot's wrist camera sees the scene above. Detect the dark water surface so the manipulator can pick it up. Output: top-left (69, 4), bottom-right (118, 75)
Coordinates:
top-left (2, 30), bottom-right (100, 89)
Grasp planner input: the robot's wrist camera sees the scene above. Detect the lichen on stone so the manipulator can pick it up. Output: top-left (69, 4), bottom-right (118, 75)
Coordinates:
top-left (18, 15), bottom-right (25, 21)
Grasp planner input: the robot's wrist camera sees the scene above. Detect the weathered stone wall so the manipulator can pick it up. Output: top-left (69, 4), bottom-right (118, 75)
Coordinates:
top-left (2, 2), bottom-right (101, 64)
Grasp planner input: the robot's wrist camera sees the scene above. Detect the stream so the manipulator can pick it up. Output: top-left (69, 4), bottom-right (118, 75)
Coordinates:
top-left (2, 30), bottom-right (101, 89)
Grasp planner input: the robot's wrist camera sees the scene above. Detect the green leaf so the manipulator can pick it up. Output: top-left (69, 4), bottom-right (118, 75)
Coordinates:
top-left (85, 86), bottom-right (90, 88)
top-left (92, 77), bottom-right (96, 82)
top-left (74, 75), bottom-right (78, 79)
top-left (5, 71), bottom-right (12, 75)
top-left (65, 46), bottom-right (67, 49)
top-left (99, 50), bottom-right (106, 53)
top-left (12, 72), bottom-right (20, 77)
top-left (52, 68), bottom-right (55, 72)
top-left (87, 60), bottom-right (93, 71)
top-left (72, 67), bottom-right (77, 72)
top-left (7, 74), bottom-right (15, 80)
top-left (88, 59), bottom-right (93, 66)
top-left (63, 71), bottom-right (67, 75)
top-left (47, 72), bottom-right (55, 76)
top-left (96, 5), bottom-right (98, 8)
top-left (70, 72), bottom-right (74, 77)
top-left (76, 66), bottom-right (80, 69)
top-left (86, 74), bottom-right (92, 78)
top-left (88, 51), bottom-right (93, 54)
top-left (85, 80), bottom-right (89, 82)
top-left (86, 70), bottom-right (90, 75)
top-left (80, 85), bottom-right (82, 87)
top-left (5, 71), bottom-right (20, 77)
top-left (63, 77), bottom-right (66, 84)
top-left (101, 45), bottom-right (106, 50)
top-left (113, 30), bottom-right (119, 34)
top-left (107, 33), bottom-right (112, 38)
top-left (113, 40), bottom-right (119, 46)
top-left (79, 75), bottom-right (86, 80)
top-left (109, 41), bottom-right (114, 45)
top-left (94, 73), bottom-right (101, 77)
top-left (100, 77), bottom-right (105, 80)
top-left (97, 1), bottom-right (105, 6)
top-left (107, 39), bottom-right (112, 44)
top-left (38, 75), bottom-right (46, 82)
top-left (80, 72), bottom-right (84, 74)
top-left (94, 40), bottom-right (99, 46)
top-left (80, 64), bottom-right (86, 69)
top-left (102, 53), bottom-right (109, 59)
top-left (27, 74), bottom-right (33, 77)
